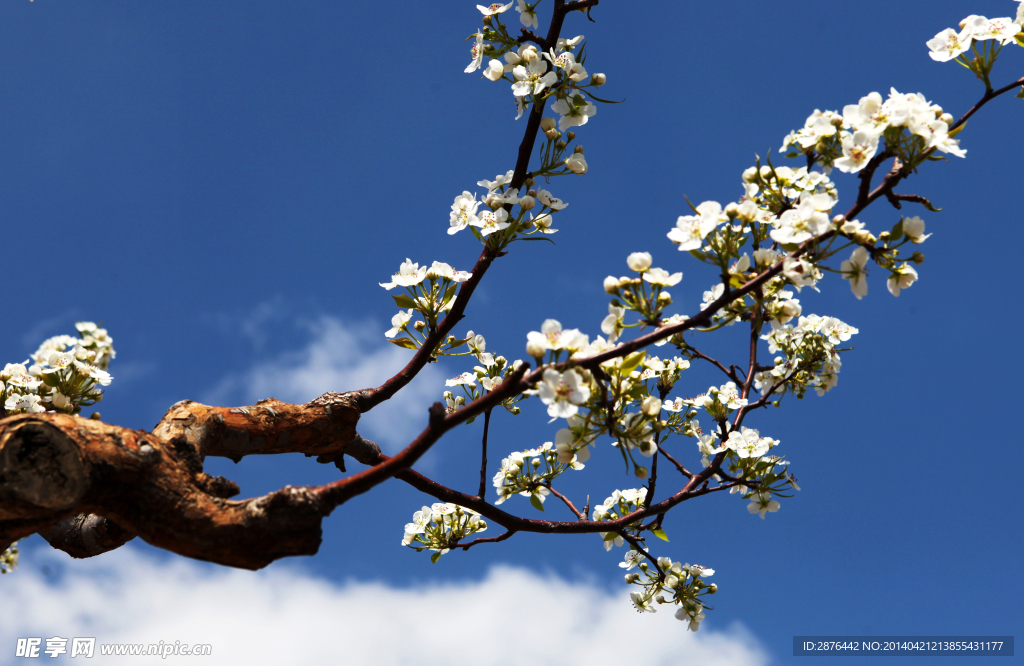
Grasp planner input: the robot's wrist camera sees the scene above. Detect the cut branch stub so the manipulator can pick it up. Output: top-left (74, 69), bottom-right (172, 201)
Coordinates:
top-left (0, 420), bottom-right (87, 517)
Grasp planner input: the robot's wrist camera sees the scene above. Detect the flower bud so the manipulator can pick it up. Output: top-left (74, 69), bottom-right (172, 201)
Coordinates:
top-left (724, 202), bottom-right (739, 218)
top-left (707, 583), bottom-right (718, 594)
top-left (641, 396), bottom-right (661, 416)
top-left (657, 556), bottom-right (672, 569)
top-left (519, 195), bottom-right (536, 211)
top-left (741, 166), bottom-right (758, 183)
top-left (626, 252), bottom-right (652, 272)
top-left (540, 117), bottom-right (556, 132)
top-left (545, 128), bottom-right (560, 140)
top-left (591, 72), bottom-right (606, 86)
top-left (482, 16), bottom-right (492, 25)
top-left (566, 131), bottom-right (576, 142)
top-left (759, 165), bottom-right (772, 179)
top-left (657, 292), bottom-right (672, 305)
top-left (531, 458), bottom-right (541, 468)
top-left (526, 339), bottom-right (547, 359)
top-left (878, 231), bottom-right (890, 241)
top-left (555, 140), bottom-right (567, 150)
top-left (603, 275), bottom-right (620, 293)
top-left (573, 144), bottom-right (584, 153)
top-left (940, 113), bottom-right (954, 125)
top-left (910, 251), bottom-right (925, 264)
top-left (90, 411), bottom-right (102, 420)
top-left (414, 321), bottom-right (426, 331)
top-left (634, 465), bottom-right (648, 479)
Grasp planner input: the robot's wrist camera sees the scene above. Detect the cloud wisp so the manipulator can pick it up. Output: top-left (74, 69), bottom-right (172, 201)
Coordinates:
top-left (206, 314), bottom-right (444, 452)
top-left (3, 545), bottom-right (769, 666)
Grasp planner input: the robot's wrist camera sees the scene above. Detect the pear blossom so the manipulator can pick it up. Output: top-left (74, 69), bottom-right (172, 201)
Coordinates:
top-left (5, 393), bottom-right (45, 413)
top-left (643, 267), bottom-right (682, 287)
top-left (747, 492), bottom-right (781, 519)
top-left (564, 152), bottom-right (588, 174)
top-left (476, 2), bottom-right (512, 16)
top-left (449, 192), bottom-right (481, 235)
top-left (512, 58), bottom-right (558, 97)
top-left (537, 368), bottom-right (590, 420)
top-left (620, 549), bottom-right (644, 570)
top-left (551, 95), bottom-right (596, 131)
top-left (834, 131), bottom-right (880, 173)
top-left (526, 319), bottom-right (588, 355)
top-left (971, 16), bottom-right (1021, 44)
top-left (446, 372), bottom-right (477, 388)
top-left (887, 263), bottom-right (918, 297)
top-left (769, 197), bottom-right (832, 244)
top-left (536, 189), bottom-right (567, 210)
top-left (483, 59), bottom-right (505, 81)
top-left (725, 427), bottom-right (775, 459)
top-left (426, 261), bottom-right (471, 283)
top-left (477, 209), bottom-right (511, 235)
top-left (601, 304), bottom-right (626, 343)
top-left (902, 216), bottom-right (931, 244)
top-left (556, 35), bottom-right (584, 51)
top-left (478, 171), bottom-right (514, 191)
top-left (385, 310), bottom-right (413, 338)
top-left (840, 247), bottom-right (870, 299)
top-left (626, 252), bottom-right (652, 272)
top-left (465, 33), bottom-right (485, 73)
top-left (927, 27), bottom-right (971, 62)
top-left (546, 49), bottom-right (588, 82)
top-left (515, 0), bottom-right (538, 29)
top-left (676, 603), bottom-right (706, 631)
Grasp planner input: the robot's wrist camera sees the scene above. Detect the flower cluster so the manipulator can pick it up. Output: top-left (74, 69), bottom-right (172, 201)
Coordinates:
top-left (492, 442), bottom-right (584, 508)
top-left (622, 552), bottom-right (718, 630)
top-left (402, 503), bottom-right (488, 562)
top-left (443, 351), bottom-right (525, 417)
top-left (781, 87), bottom-right (966, 174)
top-left (756, 315), bottom-right (858, 399)
top-left (0, 543), bottom-right (17, 574)
top-left (448, 172), bottom-right (569, 250)
top-left (2, 322), bottom-right (115, 416)
top-left (380, 258), bottom-right (473, 351)
top-left (592, 488), bottom-right (647, 550)
top-left (603, 252), bottom-right (682, 329)
top-left (927, 12), bottom-right (1022, 63)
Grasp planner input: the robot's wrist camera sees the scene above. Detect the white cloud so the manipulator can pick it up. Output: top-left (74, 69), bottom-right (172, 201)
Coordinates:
top-left (2, 546), bottom-right (769, 665)
top-left (206, 315), bottom-right (444, 452)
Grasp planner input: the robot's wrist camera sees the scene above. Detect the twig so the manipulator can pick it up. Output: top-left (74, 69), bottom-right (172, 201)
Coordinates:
top-left (477, 408), bottom-right (493, 499)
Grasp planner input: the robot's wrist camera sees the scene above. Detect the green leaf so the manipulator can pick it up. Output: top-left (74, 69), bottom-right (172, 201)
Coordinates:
top-left (1016, 86), bottom-right (1024, 100)
top-left (530, 494), bottom-right (545, 512)
top-left (603, 531), bottom-right (619, 541)
top-left (444, 284), bottom-right (458, 303)
top-left (392, 294), bottom-right (417, 309)
top-left (517, 236), bottom-right (556, 244)
top-left (948, 120), bottom-right (967, 138)
top-left (619, 350), bottom-right (647, 376)
top-left (651, 528), bottom-right (670, 542)
top-left (387, 337), bottom-right (419, 350)
top-left (578, 89), bottom-right (625, 104)
top-left (430, 551), bottom-right (442, 564)
top-left (446, 337), bottom-right (469, 351)
top-left (889, 218), bottom-right (904, 242)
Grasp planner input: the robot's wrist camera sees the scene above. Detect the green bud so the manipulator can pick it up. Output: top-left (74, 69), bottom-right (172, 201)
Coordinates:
top-left (531, 458), bottom-right (541, 468)
top-left (566, 131), bottom-right (576, 142)
top-left (414, 321), bottom-right (426, 332)
top-left (911, 252), bottom-right (925, 264)
top-left (573, 145), bottom-right (584, 153)
top-left (555, 140), bottom-right (566, 151)
top-left (482, 15), bottom-right (492, 25)
top-left (708, 583), bottom-right (718, 594)
top-left (878, 231), bottom-right (890, 241)
top-left (90, 412), bottom-right (102, 420)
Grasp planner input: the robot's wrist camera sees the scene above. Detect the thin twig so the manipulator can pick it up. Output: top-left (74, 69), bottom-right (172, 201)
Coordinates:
top-left (477, 408), bottom-right (493, 499)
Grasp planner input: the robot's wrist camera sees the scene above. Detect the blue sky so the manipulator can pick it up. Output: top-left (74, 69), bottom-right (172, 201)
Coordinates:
top-left (1, 1), bottom-right (1021, 663)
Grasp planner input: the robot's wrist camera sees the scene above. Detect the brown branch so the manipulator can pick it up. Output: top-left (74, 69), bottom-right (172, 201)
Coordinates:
top-left (544, 484), bottom-right (584, 519)
top-left (356, 2), bottom-right (587, 415)
top-left (459, 529), bottom-right (517, 551)
top-left (477, 408), bottom-right (493, 499)
top-left (656, 446), bottom-right (694, 479)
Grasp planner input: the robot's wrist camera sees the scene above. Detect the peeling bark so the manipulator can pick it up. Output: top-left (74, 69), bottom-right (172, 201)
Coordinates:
top-left (0, 393), bottom-right (370, 570)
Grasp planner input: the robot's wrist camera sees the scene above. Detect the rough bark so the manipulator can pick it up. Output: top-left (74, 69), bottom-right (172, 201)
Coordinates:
top-left (0, 392), bottom-right (374, 570)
